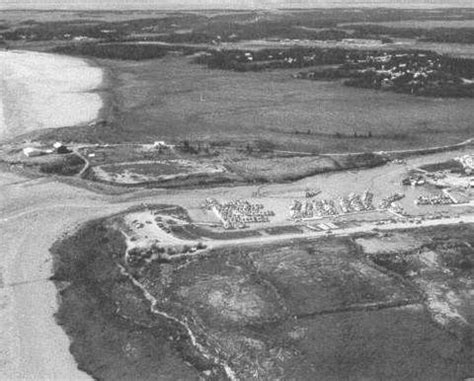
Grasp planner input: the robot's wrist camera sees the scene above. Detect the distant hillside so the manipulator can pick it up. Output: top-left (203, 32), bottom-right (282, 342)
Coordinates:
top-left (1, 0), bottom-right (474, 10)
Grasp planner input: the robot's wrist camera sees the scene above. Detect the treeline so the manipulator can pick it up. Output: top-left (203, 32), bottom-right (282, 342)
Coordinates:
top-left (0, 15), bottom-right (207, 42)
top-left (348, 24), bottom-right (474, 44)
top-left (1, 21), bottom-right (123, 41)
top-left (294, 49), bottom-right (474, 98)
top-left (52, 43), bottom-right (198, 60)
top-left (194, 20), bottom-right (350, 42)
top-left (193, 47), bottom-right (434, 72)
top-left (421, 27), bottom-right (474, 44)
top-left (194, 47), bottom-right (350, 71)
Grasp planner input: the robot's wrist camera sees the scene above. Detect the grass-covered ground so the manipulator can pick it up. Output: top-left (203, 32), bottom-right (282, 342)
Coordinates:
top-left (37, 55), bottom-right (474, 154)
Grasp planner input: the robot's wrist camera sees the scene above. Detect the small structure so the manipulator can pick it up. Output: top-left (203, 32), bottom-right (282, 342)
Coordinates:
top-left (153, 141), bottom-right (171, 152)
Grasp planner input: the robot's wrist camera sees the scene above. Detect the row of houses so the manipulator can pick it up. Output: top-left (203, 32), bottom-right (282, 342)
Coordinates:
top-left (415, 193), bottom-right (455, 206)
top-left (290, 190), bottom-right (375, 220)
top-left (339, 191), bottom-right (374, 213)
top-left (204, 198), bottom-right (274, 230)
top-left (289, 198), bottom-right (338, 220)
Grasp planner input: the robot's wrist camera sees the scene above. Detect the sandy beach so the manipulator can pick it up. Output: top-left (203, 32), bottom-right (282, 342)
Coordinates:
top-left (0, 50), bottom-right (103, 141)
top-left (0, 49), bottom-right (104, 380)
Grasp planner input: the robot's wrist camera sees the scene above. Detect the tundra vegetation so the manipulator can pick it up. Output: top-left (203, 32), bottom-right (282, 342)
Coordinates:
top-left (50, 212), bottom-right (474, 380)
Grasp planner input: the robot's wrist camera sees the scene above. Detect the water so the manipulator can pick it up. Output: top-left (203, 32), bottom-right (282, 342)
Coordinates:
top-left (0, 50), bottom-right (103, 141)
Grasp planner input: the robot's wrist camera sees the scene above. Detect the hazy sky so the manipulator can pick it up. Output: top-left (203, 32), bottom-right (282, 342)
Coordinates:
top-left (1, 0), bottom-right (473, 10)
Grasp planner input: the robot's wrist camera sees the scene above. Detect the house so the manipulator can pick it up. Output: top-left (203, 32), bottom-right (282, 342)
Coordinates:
top-left (154, 141), bottom-right (167, 147)
top-left (154, 141), bottom-right (172, 151)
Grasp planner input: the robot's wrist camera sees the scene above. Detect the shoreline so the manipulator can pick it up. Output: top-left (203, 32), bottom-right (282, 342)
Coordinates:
top-left (0, 50), bottom-right (115, 376)
top-left (0, 50), bottom-right (105, 143)
top-left (82, 55), bottom-right (117, 130)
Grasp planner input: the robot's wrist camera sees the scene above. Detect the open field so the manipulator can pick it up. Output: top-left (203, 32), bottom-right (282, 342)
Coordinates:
top-left (34, 55), bottom-right (474, 154)
top-left (92, 159), bottom-right (226, 184)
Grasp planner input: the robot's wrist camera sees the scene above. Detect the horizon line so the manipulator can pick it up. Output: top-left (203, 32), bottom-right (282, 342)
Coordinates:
top-left (2, 6), bottom-right (474, 11)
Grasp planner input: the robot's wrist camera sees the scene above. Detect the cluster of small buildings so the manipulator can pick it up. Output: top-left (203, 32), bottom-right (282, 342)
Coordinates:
top-left (415, 193), bottom-right (456, 206)
top-left (23, 142), bottom-right (70, 157)
top-left (360, 53), bottom-right (441, 85)
top-left (378, 193), bottom-right (405, 209)
top-left (346, 52), bottom-right (456, 92)
top-left (290, 199), bottom-right (338, 220)
top-left (204, 198), bottom-right (274, 229)
top-left (339, 190), bottom-right (374, 213)
top-left (290, 190), bottom-right (375, 220)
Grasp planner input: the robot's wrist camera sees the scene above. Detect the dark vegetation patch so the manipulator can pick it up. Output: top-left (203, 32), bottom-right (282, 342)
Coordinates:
top-left (436, 242), bottom-right (474, 273)
top-left (169, 224), bottom-right (261, 240)
top-left (346, 24), bottom-right (474, 44)
top-left (52, 42), bottom-right (199, 60)
top-left (367, 224), bottom-right (474, 276)
top-left (50, 219), bottom-right (210, 380)
top-left (419, 159), bottom-right (465, 173)
top-left (264, 225), bottom-right (304, 235)
top-left (0, 152), bottom-right (86, 178)
top-left (166, 249), bottom-right (287, 328)
top-left (3, 8), bottom-right (474, 45)
top-left (295, 50), bottom-right (474, 98)
top-left (283, 307), bottom-right (474, 381)
top-left (38, 153), bottom-right (85, 176)
top-left (362, 225), bottom-right (474, 343)
top-left (193, 47), bottom-right (349, 71)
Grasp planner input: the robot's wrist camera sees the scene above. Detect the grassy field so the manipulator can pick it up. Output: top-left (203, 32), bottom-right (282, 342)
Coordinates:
top-left (40, 55), bottom-right (474, 154)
